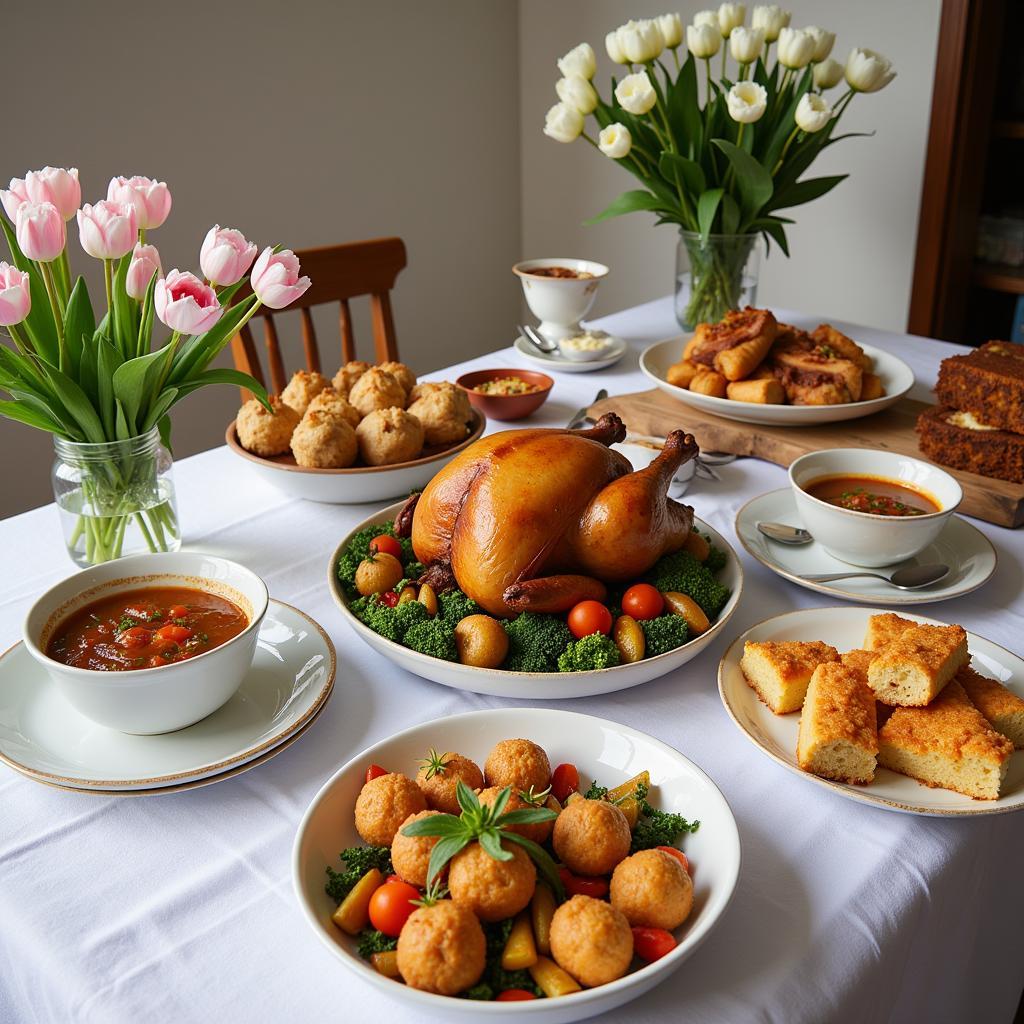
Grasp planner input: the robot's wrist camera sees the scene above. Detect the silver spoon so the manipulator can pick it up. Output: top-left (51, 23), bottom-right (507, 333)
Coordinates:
top-left (802, 563), bottom-right (950, 590)
top-left (516, 323), bottom-right (558, 354)
top-left (758, 521), bottom-right (813, 545)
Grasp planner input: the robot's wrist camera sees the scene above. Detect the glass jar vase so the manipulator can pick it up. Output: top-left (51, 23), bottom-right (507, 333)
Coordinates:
top-left (52, 427), bottom-right (181, 568)
top-left (675, 231), bottom-right (761, 331)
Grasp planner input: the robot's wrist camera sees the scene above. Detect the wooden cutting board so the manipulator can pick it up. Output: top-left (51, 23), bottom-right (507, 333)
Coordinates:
top-left (588, 389), bottom-right (1024, 529)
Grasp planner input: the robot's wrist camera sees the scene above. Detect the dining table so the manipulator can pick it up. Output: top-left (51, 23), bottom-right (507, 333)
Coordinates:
top-left (2, 295), bottom-right (1023, 1024)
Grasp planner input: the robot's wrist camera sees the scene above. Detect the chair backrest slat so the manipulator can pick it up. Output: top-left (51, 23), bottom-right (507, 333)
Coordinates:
top-left (264, 316), bottom-right (287, 394)
top-left (339, 299), bottom-right (356, 364)
top-left (300, 308), bottom-right (320, 373)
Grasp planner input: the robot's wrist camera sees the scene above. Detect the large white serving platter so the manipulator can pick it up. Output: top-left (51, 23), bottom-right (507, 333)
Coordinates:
top-left (640, 337), bottom-right (914, 426)
top-left (327, 502), bottom-right (743, 699)
top-left (293, 707), bottom-right (740, 1023)
top-left (718, 607), bottom-right (1024, 816)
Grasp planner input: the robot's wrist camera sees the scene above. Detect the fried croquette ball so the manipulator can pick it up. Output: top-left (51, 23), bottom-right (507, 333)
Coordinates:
top-left (354, 773), bottom-right (427, 846)
top-left (484, 738), bottom-right (551, 794)
top-left (610, 848), bottom-right (694, 930)
top-left (348, 366), bottom-right (406, 417)
top-left (289, 410), bottom-right (358, 468)
top-left (235, 396), bottom-right (299, 456)
top-left (280, 370), bottom-right (330, 416)
top-left (332, 360), bottom-right (371, 398)
top-left (448, 841), bottom-right (536, 922)
top-left (396, 900), bottom-right (486, 995)
top-left (477, 786), bottom-right (559, 845)
top-left (415, 751), bottom-right (484, 815)
top-left (553, 798), bottom-right (631, 877)
top-left (355, 407), bottom-right (424, 466)
top-left (391, 810), bottom-right (445, 888)
top-left (406, 381), bottom-right (473, 446)
top-left (378, 360), bottom-right (416, 396)
top-left (305, 386), bottom-right (361, 428)
top-left (549, 895), bottom-right (633, 988)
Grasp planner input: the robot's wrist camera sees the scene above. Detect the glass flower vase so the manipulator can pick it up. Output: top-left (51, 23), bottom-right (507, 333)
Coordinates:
top-left (52, 428), bottom-right (181, 568)
top-left (675, 231), bottom-right (761, 331)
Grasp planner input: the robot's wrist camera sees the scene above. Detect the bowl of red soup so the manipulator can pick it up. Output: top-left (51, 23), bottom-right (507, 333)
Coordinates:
top-left (24, 553), bottom-right (269, 734)
top-left (789, 449), bottom-right (963, 567)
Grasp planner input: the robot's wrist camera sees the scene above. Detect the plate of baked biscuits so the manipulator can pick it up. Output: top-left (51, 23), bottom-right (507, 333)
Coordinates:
top-left (641, 308), bottom-right (914, 426)
top-left (719, 607), bottom-right (1024, 816)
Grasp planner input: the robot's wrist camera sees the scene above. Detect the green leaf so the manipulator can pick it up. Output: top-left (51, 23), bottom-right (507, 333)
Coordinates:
top-left (40, 365), bottom-right (105, 442)
top-left (62, 277), bottom-right (96, 383)
top-left (501, 833), bottom-right (565, 900)
top-left (711, 139), bottom-right (773, 222)
top-left (426, 834), bottom-right (471, 885)
top-left (668, 52), bottom-right (701, 158)
top-left (761, 220), bottom-right (790, 256)
top-left (112, 347), bottom-right (169, 436)
top-left (0, 398), bottom-right (66, 435)
top-left (697, 188), bottom-right (724, 240)
top-left (479, 830), bottom-right (513, 862)
top-left (111, 252), bottom-right (137, 359)
top-left (659, 153), bottom-right (706, 198)
top-left (721, 192), bottom-right (741, 235)
top-left (585, 189), bottom-right (667, 225)
top-left (485, 786), bottom-right (512, 823)
top-left (456, 779), bottom-right (481, 815)
top-left (142, 387), bottom-right (178, 432)
top-left (96, 336), bottom-right (123, 439)
top-left (136, 269), bottom-right (158, 358)
top-left (170, 367), bottom-right (269, 409)
top-left (168, 294), bottom-right (259, 385)
top-left (157, 413), bottom-right (172, 451)
top-left (401, 815), bottom-right (466, 839)
top-left (769, 174), bottom-right (847, 212)
top-left (115, 399), bottom-right (131, 441)
top-left (0, 218), bottom-right (59, 364)
top-left (497, 807), bottom-right (558, 826)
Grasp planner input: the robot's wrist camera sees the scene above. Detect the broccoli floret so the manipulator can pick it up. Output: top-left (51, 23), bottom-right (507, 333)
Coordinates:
top-left (631, 800), bottom-right (700, 853)
top-left (557, 634), bottom-right (621, 672)
top-left (704, 542), bottom-right (727, 574)
top-left (336, 519), bottom-right (416, 592)
top-left (645, 549), bottom-right (730, 617)
top-left (437, 589), bottom-right (481, 626)
top-left (351, 594), bottom-right (430, 644)
top-left (640, 614), bottom-right (690, 656)
top-left (324, 846), bottom-right (393, 902)
top-left (502, 613), bottom-right (573, 673)
top-left (402, 618), bottom-right (458, 661)
top-left (356, 928), bottom-right (398, 959)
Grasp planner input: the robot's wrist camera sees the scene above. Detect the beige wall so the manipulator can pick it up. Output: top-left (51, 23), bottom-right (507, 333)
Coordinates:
top-left (1, 0), bottom-right (521, 518)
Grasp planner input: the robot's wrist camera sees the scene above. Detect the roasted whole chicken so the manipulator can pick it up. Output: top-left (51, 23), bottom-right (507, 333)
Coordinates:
top-left (395, 413), bottom-right (699, 616)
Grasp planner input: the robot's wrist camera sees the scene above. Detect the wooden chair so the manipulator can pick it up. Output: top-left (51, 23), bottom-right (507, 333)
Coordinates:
top-left (230, 236), bottom-right (407, 395)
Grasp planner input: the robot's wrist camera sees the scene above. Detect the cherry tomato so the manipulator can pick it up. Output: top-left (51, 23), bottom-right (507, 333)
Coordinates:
top-left (567, 600), bottom-right (612, 639)
top-left (380, 590), bottom-right (399, 608)
top-left (631, 927), bottom-right (676, 962)
top-left (368, 879), bottom-right (420, 937)
top-left (168, 604), bottom-right (190, 620)
top-left (118, 626), bottom-right (153, 648)
top-left (621, 584), bottom-right (664, 621)
top-left (551, 763), bottom-right (580, 803)
top-left (156, 624), bottom-right (193, 642)
top-left (558, 866), bottom-right (609, 899)
top-left (497, 990), bottom-right (537, 1001)
top-left (385, 874), bottom-right (412, 886)
top-left (365, 764), bottom-right (388, 784)
top-left (657, 846), bottom-right (689, 874)
top-left (370, 535), bottom-right (403, 559)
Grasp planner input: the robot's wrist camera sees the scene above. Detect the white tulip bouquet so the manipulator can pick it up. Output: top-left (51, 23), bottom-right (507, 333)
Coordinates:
top-left (544, 5), bottom-right (895, 328)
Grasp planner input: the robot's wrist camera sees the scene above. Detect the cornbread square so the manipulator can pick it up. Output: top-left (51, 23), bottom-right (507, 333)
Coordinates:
top-left (867, 624), bottom-right (969, 707)
top-left (840, 649), bottom-right (875, 681)
top-left (878, 681), bottom-right (1013, 799)
top-left (797, 664), bottom-right (878, 784)
top-left (740, 640), bottom-right (839, 714)
top-left (957, 666), bottom-right (1024, 749)
top-left (863, 613), bottom-right (916, 651)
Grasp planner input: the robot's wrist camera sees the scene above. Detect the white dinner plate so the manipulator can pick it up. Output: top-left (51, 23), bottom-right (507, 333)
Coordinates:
top-left (718, 607), bottom-right (1024, 817)
top-left (640, 337), bottom-right (914, 426)
top-left (293, 707), bottom-right (740, 1023)
top-left (514, 334), bottom-right (627, 372)
top-left (735, 489), bottom-right (996, 606)
top-left (0, 601), bottom-right (336, 791)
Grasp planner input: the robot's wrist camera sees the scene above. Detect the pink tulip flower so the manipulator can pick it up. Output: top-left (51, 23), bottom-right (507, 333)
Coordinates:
top-left (107, 175), bottom-right (172, 231)
top-left (155, 269), bottom-right (223, 334)
top-left (200, 225), bottom-right (258, 287)
top-left (0, 262), bottom-right (31, 326)
top-left (25, 167), bottom-right (81, 221)
top-left (250, 247), bottom-right (311, 309)
top-left (126, 242), bottom-right (162, 300)
top-left (16, 202), bottom-right (65, 262)
top-left (1, 177), bottom-right (29, 222)
top-left (77, 201), bottom-right (138, 260)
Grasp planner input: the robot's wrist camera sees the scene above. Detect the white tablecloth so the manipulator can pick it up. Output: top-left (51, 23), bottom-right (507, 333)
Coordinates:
top-left (2, 297), bottom-right (1022, 1024)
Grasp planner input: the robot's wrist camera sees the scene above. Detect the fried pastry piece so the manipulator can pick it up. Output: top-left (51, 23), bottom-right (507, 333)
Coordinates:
top-left (666, 359), bottom-right (700, 389)
top-left (864, 613), bottom-right (916, 651)
top-left (689, 368), bottom-right (728, 398)
top-left (810, 324), bottom-right (872, 370)
top-left (740, 640), bottom-right (839, 714)
top-left (860, 373), bottom-right (885, 401)
top-left (957, 665), bottom-right (1024, 748)
top-left (840, 648), bottom-right (875, 681)
top-left (867, 624), bottom-right (969, 707)
top-left (683, 307), bottom-right (779, 381)
top-left (770, 335), bottom-right (864, 404)
top-left (726, 378), bottom-right (785, 404)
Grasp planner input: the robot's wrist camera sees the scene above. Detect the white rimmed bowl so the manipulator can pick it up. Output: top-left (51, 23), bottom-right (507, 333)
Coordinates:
top-left (327, 502), bottom-right (742, 699)
top-left (23, 552), bottom-right (269, 735)
top-left (789, 449), bottom-right (963, 568)
top-left (292, 707), bottom-right (741, 1023)
top-left (513, 258), bottom-right (609, 343)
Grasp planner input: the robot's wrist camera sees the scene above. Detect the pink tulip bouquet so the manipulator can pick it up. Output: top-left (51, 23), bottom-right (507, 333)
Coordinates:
top-left (0, 166), bottom-right (311, 565)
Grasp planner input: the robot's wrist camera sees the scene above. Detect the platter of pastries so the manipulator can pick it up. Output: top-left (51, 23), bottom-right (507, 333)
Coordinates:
top-left (718, 607), bottom-right (1024, 816)
top-left (641, 307), bottom-right (914, 426)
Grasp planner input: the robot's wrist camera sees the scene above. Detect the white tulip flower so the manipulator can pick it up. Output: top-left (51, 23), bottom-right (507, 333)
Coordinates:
top-left (556, 74), bottom-right (599, 115)
top-left (726, 80), bottom-right (768, 123)
top-left (543, 102), bottom-right (584, 143)
top-left (730, 26), bottom-right (764, 65)
top-left (606, 29), bottom-right (628, 64)
top-left (599, 123), bottom-right (633, 159)
top-left (558, 42), bottom-right (597, 80)
top-left (804, 26), bottom-right (835, 63)
top-left (795, 92), bottom-right (832, 132)
top-left (813, 58), bottom-right (843, 89)
top-left (659, 13), bottom-right (684, 48)
top-left (751, 4), bottom-right (790, 43)
top-left (718, 3), bottom-right (746, 38)
top-left (619, 19), bottom-right (666, 63)
top-left (694, 9), bottom-right (718, 29)
top-left (845, 48), bottom-right (896, 93)
top-left (777, 27), bottom-right (815, 69)
top-left (616, 71), bottom-right (658, 115)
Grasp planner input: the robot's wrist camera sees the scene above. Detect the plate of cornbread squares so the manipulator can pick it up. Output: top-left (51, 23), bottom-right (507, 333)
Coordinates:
top-left (641, 307), bottom-right (914, 426)
top-left (719, 608), bottom-right (1024, 815)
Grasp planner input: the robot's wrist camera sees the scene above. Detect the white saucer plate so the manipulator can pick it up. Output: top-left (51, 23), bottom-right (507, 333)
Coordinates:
top-left (736, 489), bottom-right (996, 606)
top-left (515, 333), bottom-right (627, 373)
top-left (719, 607), bottom-right (1024, 817)
top-left (0, 600), bottom-right (336, 792)
top-left (640, 337), bottom-right (914, 426)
